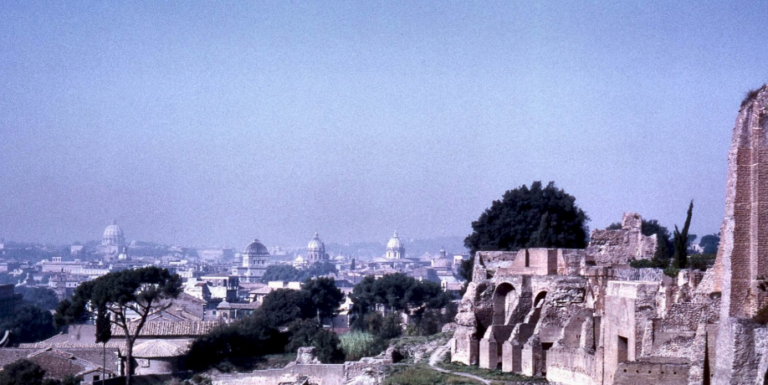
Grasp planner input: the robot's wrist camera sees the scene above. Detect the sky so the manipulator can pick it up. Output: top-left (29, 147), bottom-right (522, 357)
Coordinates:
top-left (1, 1), bottom-right (767, 248)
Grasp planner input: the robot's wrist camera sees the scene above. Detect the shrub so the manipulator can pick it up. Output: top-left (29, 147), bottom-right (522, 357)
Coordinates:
top-left (364, 312), bottom-right (402, 340)
top-left (663, 266), bottom-right (679, 278)
top-left (742, 85), bottom-right (765, 107)
top-left (310, 329), bottom-right (345, 363)
top-left (339, 331), bottom-right (386, 361)
top-left (688, 254), bottom-right (716, 271)
top-left (629, 258), bottom-right (667, 269)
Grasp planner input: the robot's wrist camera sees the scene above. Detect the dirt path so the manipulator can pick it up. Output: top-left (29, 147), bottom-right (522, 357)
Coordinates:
top-left (427, 342), bottom-right (491, 385)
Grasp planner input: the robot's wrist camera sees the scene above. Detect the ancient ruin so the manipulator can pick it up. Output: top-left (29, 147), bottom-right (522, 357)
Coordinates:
top-left (451, 86), bottom-right (768, 385)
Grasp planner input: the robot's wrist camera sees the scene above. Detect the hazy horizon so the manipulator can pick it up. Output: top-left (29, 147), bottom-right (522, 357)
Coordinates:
top-left (2, 2), bottom-right (767, 247)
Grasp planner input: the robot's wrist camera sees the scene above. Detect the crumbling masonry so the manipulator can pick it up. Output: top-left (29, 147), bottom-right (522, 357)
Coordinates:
top-left (451, 86), bottom-right (768, 385)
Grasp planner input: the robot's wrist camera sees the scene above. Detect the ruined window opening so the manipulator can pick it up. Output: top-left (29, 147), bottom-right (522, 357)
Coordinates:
top-left (525, 249), bottom-right (530, 267)
top-left (617, 336), bottom-right (628, 363)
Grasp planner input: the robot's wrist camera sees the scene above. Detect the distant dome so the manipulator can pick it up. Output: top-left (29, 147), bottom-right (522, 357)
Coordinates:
top-left (385, 231), bottom-right (405, 260)
top-left (387, 231), bottom-right (403, 250)
top-left (102, 220), bottom-right (125, 248)
top-left (307, 232), bottom-right (324, 251)
top-left (244, 239), bottom-right (269, 256)
top-left (306, 232), bottom-right (327, 263)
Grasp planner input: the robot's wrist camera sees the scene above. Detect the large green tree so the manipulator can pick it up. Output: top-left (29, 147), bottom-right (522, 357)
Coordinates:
top-left (350, 273), bottom-right (450, 333)
top-left (464, 181), bottom-right (589, 254)
top-left (259, 289), bottom-right (316, 327)
top-left (54, 267), bottom-right (181, 385)
top-left (302, 277), bottom-right (344, 322)
top-left (0, 304), bottom-right (56, 345)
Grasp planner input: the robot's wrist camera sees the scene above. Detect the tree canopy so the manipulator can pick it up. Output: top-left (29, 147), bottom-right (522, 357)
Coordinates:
top-left (15, 286), bottom-right (59, 311)
top-left (186, 277), bottom-right (345, 371)
top-left (0, 304), bottom-right (56, 345)
top-left (259, 289), bottom-right (316, 327)
top-left (285, 320), bottom-right (343, 363)
top-left (700, 233), bottom-right (720, 254)
top-left (350, 273), bottom-right (450, 333)
top-left (464, 181), bottom-right (589, 254)
top-left (302, 277), bottom-right (344, 321)
top-left (54, 267), bottom-right (181, 385)
top-left (261, 262), bottom-right (337, 283)
top-left (0, 359), bottom-right (74, 385)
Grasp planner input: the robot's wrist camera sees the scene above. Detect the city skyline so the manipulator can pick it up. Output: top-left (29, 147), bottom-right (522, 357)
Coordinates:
top-left (2, 2), bottom-right (767, 246)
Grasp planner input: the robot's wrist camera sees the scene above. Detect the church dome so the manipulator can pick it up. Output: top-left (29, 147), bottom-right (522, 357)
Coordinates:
top-left (244, 239), bottom-right (269, 256)
top-left (102, 221), bottom-right (125, 246)
top-left (307, 232), bottom-right (324, 251)
top-left (387, 231), bottom-right (403, 250)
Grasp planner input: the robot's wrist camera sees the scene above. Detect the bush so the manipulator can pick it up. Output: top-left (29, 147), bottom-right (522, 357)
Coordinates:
top-left (664, 266), bottom-right (679, 278)
top-left (363, 312), bottom-right (402, 340)
top-left (310, 328), bottom-right (345, 363)
top-left (742, 85), bottom-right (765, 107)
top-left (339, 331), bottom-right (386, 361)
top-left (0, 359), bottom-right (57, 385)
top-left (285, 320), bottom-right (343, 363)
top-left (286, 320), bottom-right (322, 353)
top-left (629, 259), bottom-right (665, 269)
top-left (689, 254), bottom-right (716, 271)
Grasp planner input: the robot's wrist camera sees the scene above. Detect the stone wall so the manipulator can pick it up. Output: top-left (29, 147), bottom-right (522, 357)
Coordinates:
top-left (477, 249), bottom-right (559, 277)
top-left (546, 347), bottom-right (601, 385)
top-left (613, 360), bottom-right (690, 385)
top-left (586, 213), bottom-right (657, 266)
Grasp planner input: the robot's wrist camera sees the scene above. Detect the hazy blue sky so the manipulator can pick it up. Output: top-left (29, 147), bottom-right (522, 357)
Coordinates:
top-left (1, 1), bottom-right (766, 248)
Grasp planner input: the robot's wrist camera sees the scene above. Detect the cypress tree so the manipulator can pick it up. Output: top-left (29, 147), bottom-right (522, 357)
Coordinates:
top-left (673, 200), bottom-right (694, 269)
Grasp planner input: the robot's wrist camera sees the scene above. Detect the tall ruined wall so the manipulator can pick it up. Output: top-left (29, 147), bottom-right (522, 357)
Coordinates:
top-left (714, 85), bottom-right (768, 385)
top-left (716, 87), bottom-right (768, 318)
top-left (602, 281), bottom-right (660, 385)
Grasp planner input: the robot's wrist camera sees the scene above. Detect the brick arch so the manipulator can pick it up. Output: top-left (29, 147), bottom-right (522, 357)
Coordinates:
top-left (534, 290), bottom-right (548, 308)
top-left (493, 283), bottom-right (517, 325)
